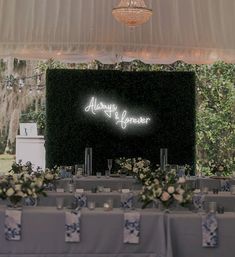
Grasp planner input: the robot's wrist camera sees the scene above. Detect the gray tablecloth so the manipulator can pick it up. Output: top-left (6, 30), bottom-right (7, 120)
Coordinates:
top-left (204, 192), bottom-right (235, 212)
top-left (0, 207), bottom-right (166, 257)
top-left (166, 212), bottom-right (235, 257)
top-left (57, 176), bottom-right (142, 191)
top-left (38, 191), bottom-right (145, 208)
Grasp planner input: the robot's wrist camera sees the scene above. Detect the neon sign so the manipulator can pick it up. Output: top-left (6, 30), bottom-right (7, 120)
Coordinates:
top-left (84, 96), bottom-right (151, 129)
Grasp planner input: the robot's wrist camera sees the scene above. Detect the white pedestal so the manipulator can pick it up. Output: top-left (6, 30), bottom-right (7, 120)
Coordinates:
top-left (16, 136), bottom-right (46, 170)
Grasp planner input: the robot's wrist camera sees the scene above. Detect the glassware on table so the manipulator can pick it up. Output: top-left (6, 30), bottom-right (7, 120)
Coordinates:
top-left (208, 202), bottom-right (217, 213)
top-left (160, 148), bottom-right (168, 171)
top-left (87, 201), bottom-right (96, 210)
top-left (96, 172), bottom-right (101, 178)
top-left (56, 197), bottom-right (64, 210)
top-left (106, 159), bottom-right (113, 177)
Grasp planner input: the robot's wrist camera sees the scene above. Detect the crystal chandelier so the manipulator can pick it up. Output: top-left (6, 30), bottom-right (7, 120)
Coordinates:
top-left (112, 0), bottom-right (153, 27)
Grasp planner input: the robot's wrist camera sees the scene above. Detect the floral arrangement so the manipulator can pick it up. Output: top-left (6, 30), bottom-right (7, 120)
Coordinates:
top-left (0, 172), bottom-right (46, 206)
top-left (140, 167), bottom-right (193, 209)
top-left (209, 159), bottom-right (229, 175)
top-left (43, 167), bottom-right (60, 185)
top-left (115, 157), bottom-right (151, 181)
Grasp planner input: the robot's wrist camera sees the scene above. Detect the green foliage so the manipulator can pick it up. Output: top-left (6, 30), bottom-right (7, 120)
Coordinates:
top-left (20, 103), bottom-right (46, 134)
top-left (35, 60), bottom-right (235, 175)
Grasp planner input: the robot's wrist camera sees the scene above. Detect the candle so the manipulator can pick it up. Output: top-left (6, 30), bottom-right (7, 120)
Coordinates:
top-left (88, 201), bottom-right (95, 210)
top-left (104, 202), bottom-right (111, 211)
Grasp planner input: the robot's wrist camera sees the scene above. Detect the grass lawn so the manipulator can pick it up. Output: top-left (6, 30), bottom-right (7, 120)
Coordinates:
top-left (0, 154), bottom-right (15, 173)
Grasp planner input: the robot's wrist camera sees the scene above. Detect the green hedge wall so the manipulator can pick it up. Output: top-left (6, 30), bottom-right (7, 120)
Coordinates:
top-left (46, 70), bottom-right (195, 172)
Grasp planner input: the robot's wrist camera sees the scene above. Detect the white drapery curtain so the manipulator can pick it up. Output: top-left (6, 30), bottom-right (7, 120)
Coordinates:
top-left (0, 0), bottom-right (235, 64)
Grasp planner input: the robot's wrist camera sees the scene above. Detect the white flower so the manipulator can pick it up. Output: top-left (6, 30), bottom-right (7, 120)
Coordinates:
top-left (140, 173), bottom-right (145, 179)
top-left (178, 177), bottom-right (186, 183)
top-left (27, 189), bottom-right (32, 195)
top-left (167, 186), bottom-right (175, 194)
top-left (133, 167), bottom-right (138, 173)
top-left (36, 179), bottom-right (43, 188)
top-left (45, 173), bottom-right (53, 180)
top-left (173, 193), bottom-right (183, 203)
top-left (6, 188), bottom-right (14, 197)
top-left (15, 184), bottom-right (22, 191)
top-left (156, 187), bottom-right (162, 197)
top-left (15, 191), bottom-right (24, 197)
top-left (161, 191), bottom-right (170, 201)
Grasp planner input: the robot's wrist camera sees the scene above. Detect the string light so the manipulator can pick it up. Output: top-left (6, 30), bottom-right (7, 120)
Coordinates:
top-left (2, 73), bottom-right (45, 94)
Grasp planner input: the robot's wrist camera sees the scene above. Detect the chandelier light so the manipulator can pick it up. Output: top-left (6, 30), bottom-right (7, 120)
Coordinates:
top-left (112, 0), bottom-right (153, 27)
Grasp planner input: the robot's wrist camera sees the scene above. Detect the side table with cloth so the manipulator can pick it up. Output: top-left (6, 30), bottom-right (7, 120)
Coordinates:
top-left (0, 206), bottom-right (167, 257)
top-left (166, 212), bottom-right (235, 257)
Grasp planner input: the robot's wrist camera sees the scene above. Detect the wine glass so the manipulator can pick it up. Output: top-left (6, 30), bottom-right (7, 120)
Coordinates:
top-left (107, 159), bottom-right (113, 177)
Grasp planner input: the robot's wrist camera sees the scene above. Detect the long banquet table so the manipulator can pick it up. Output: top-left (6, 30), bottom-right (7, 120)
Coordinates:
top-left (166, 212), bottom-right (235, 257)
top-left (0, 207), bottom-right (166, 257)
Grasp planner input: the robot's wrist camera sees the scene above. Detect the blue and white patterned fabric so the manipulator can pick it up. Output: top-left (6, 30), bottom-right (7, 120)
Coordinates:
top-left (74, 194), bottom-right (87, 208)
top-left (24, 197), bottom-right (38, 206)
top-left (123, 212), bottom-right (140, 244)
top-left (5, 209), bottom-right (22, 240)
top-left (121, 193), bottom-right (134, 209)
top-left (202, 212), bottom-right (218, 247)
top-left (193, 192), bottom-right (205, 212)
top-left (220, 180), bottom-right (230, 192)
top-left (65, 210), bottom-right (81, 242)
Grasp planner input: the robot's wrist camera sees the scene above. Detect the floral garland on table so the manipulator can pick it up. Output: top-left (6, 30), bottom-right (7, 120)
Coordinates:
top-left (140, 168), bottom-right (193, 209)
top-left (115, 157), bottom-right (152, 182)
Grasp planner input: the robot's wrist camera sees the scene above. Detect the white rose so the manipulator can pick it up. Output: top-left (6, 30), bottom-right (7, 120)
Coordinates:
top-left (36, 179), bottom-right (43, 188)
top-left (45, 173), bottom-right (53, 180)
top-left (140, 173), bottom-right (145, 179)
top-left (16, 191), bottom-right (24, 197)
top-left (167, 186), bottom-right (175, 194)
top-left (6, 188), bottom-right (14, 197)
top-left (173, 193), bottom-right (183, 203)
top-left (15, 184), bottom-right (22, 191)
top-left (156, 188), bottom-right (162, 196)
top-left (27, 189), bottom-right (32, 195)
top-left (133, 167), bottom-right (138, 173)
top-left (178, 177), bottom-right (186, 184)
top-left (161, 191), bottom-right (170, 202)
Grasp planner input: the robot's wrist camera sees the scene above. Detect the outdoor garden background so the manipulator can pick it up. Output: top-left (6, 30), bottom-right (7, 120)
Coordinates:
top-left (0, 58), bottom-right (234, 174)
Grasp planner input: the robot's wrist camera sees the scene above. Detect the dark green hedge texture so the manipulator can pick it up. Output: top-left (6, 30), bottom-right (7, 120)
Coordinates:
top-left (46, 70), bottom-right (195, 172)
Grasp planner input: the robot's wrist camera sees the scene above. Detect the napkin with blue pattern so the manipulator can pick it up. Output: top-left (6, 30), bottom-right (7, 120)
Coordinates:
top-left (193, 192), bottom-right (205, 212)
top-left (202, 212), bottom-right (218, 247)
top-left (65, 210), bottom-right (81, 242)
top-left (74, 193), bottom-right (87, 208)
top-left (121, 193), bottom-right (134, 209)
top-left (123, 212), bottom-right (140, 244)
top-left (220, 180), bottom-right (230, 192)
top-left (5, 209), bottom-right (22, 240)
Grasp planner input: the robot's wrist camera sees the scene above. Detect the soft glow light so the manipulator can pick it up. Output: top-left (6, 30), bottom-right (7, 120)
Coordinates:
top-left (84, 96), bottom-right (151, 130)
top-left (112, 0), bottom-right (152, 27)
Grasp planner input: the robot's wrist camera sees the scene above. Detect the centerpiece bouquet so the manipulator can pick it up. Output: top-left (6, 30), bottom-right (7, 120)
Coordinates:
top-left (0, 172), bottom-right (46, 207)
top-left (140, 167), bottom-right (193, 209)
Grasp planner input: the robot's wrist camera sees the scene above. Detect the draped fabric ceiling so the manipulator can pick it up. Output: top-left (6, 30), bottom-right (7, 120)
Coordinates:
top-left (0, 0), bottom-right (235, 64)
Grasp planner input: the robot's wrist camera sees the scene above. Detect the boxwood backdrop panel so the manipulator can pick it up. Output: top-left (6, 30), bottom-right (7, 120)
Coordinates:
top-left (46, 70), bottom-right (195, 173)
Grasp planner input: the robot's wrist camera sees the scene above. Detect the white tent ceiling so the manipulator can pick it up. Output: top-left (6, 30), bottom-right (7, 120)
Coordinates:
top-left (0, 0), bottom-right (235, 64)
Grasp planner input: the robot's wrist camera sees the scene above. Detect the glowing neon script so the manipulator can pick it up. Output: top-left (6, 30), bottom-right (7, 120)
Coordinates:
top-left (84, 96), bottom-right (151, 129)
